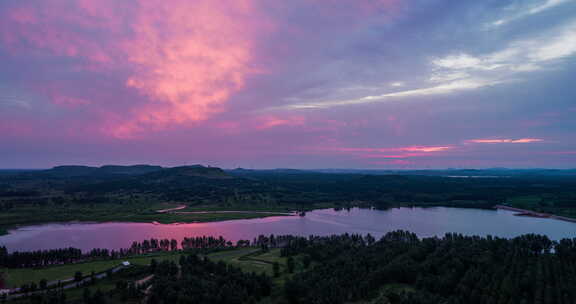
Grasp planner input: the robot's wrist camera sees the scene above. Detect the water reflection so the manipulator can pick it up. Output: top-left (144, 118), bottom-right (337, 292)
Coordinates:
top-left (1, 207), bottom-right (575, 252)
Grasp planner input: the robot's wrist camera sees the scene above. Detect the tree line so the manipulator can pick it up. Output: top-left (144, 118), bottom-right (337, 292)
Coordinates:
top-left (0, 235), bottom-right (239, 268)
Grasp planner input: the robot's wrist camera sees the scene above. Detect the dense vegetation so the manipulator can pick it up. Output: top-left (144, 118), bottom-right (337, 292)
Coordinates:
top-left (3, 165), bottom-right (576, 303)
top-left (281, 231), bottom-right (576, 304)
top-left (3, 232), bottom-right (576, 304)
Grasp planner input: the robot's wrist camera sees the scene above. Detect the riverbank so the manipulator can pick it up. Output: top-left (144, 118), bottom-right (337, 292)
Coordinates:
top-left (0, 204), bottom-right (294, 237)
top-left (495, 205), bottom-right (576, 223)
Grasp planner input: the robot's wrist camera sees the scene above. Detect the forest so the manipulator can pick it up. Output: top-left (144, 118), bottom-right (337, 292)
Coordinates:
top-left (280, 231), bottom-right (576, 304)
top-left (3, 231), bottom-right (576, 304)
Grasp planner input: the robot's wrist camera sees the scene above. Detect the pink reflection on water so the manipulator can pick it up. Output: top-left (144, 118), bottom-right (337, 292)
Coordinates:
top-left (1, 208), bottom-right (575, 253)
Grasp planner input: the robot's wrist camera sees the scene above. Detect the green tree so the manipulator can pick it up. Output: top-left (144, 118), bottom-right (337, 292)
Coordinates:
top-left (150, 258), bottom-right (158, 273)
top-left (273, 262), bottom-right (280, 278)
top-left (74, 271), bottom-right (83, 283)
top-left (286, 256), bottom-right (295, 274)
top-left (302, 255), bottom-right (311, 269)
top-left (83, 288), bottom-right (91, 303)
top-left (39, 278), bottom-right (47, 290)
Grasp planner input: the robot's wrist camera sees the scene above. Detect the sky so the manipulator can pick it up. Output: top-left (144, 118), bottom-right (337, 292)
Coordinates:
top-left (1, 0), bottom-right (575, 169)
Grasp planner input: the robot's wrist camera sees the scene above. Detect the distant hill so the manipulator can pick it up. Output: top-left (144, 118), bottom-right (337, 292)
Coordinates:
top-left (44, 165), bottom-right (163, 177)
top-left (142, 165), bottom-right (231, 180)
top-left (40, 164), bottom-right (232, 180)
top-left (99, 165), bottom-right (164, 175)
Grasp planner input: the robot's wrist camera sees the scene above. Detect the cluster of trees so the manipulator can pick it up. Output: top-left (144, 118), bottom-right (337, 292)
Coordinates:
top-left (1, 246), bottom-right (145, 268)
top-left (252, 234), bottom-right (301, 250)
top-left (147, 255), bottom-right (272, 304)
top-left (1, 247), bottom-right (83, 268)
top-left (128, 238), bottom-right (178, 254)
top-left (180, 236), bottom-right (233, 250)
top-left (280, 231), bottom-right (576, 304)
top-left (1, 236), bottom-right (265, 269)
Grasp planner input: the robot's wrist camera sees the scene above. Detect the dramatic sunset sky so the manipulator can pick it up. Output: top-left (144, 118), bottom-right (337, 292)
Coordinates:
top-left (1, 0), bottom-right (575, 169)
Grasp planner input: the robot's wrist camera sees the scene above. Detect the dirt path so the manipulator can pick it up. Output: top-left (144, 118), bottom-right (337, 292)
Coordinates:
top-left (156, 205), bottom-right (187, 213)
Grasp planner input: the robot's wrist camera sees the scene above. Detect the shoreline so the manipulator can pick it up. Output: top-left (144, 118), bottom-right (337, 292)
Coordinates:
top-left (0, 211), bottom-right (293, 237)
top-left (495, 205), bottom-right (576, 223)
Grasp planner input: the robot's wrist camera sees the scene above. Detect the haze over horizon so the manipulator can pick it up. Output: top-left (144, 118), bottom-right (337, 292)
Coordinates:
top-left (1, 0), bottom-right (575, 169)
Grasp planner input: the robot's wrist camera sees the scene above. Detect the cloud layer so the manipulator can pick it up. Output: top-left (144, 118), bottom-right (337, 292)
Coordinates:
top-left (0, 0), bottom-right (575, 168)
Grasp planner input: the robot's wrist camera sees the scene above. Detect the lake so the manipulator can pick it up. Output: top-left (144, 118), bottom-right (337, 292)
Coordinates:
top-left (1, 207), bottom-right (575, 252)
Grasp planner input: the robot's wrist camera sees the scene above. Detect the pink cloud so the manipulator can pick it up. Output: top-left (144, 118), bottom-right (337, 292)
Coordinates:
top-left (368, 159), bottom-right (413, 165)
top-left (359, 153), bottom-right (432, 159)
top-left (337, 145), bottom-right (454, 153)
top-left (1, 0), bottom-right (272, 139)
top-left (329, 145), bottom-right (455, 159)
top-left (0, 0), bottom-right (399, 139)
top-left (212, 115), bottom-right (306, 134)
top-left (111, 0), bottom-right (272, 138)
top-left (255, 115), bottom-right (306, 130)
top-left (465, 138), bottom-right (544, 144)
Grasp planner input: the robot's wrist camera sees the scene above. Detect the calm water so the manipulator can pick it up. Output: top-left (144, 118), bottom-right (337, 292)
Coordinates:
top-left (1, 207), bottom-right (575, 252)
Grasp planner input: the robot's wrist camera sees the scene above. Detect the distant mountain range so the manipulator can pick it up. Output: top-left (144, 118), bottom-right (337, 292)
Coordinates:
top-left (307, 168), bottom-right (576, 176)
top-left (229, 168), bottom-right (576, 177)
top-left (40, 164), bottom-right (229, 179)
top-left (2, 166), bottom-right (575, 178)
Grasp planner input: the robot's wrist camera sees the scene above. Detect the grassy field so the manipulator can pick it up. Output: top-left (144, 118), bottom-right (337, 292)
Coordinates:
top-left (250, 249), bottom-right (287, 264)
top-left (205, 248), bottom-right (312, 303)
top-left (0, 203), bottom-right (172, 235)
top-left (507, 196), bottom-right (541, 209)
top-left (206, 247), bottom-right (302, 291)
top-left (8, 265), bottom-right (152, 304)
top-left (181, 205), bottom-right (295, 212)
top-left (206, 248), bottom-right (271, 275)
top-left (1, 251), bottom-right (182, 288)
top-left (2, 248), bottom-right (292, 289)
top-left (139, 212), bottom-right (291, 224)
top-left (62, 264), bottom-right (155, 303)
